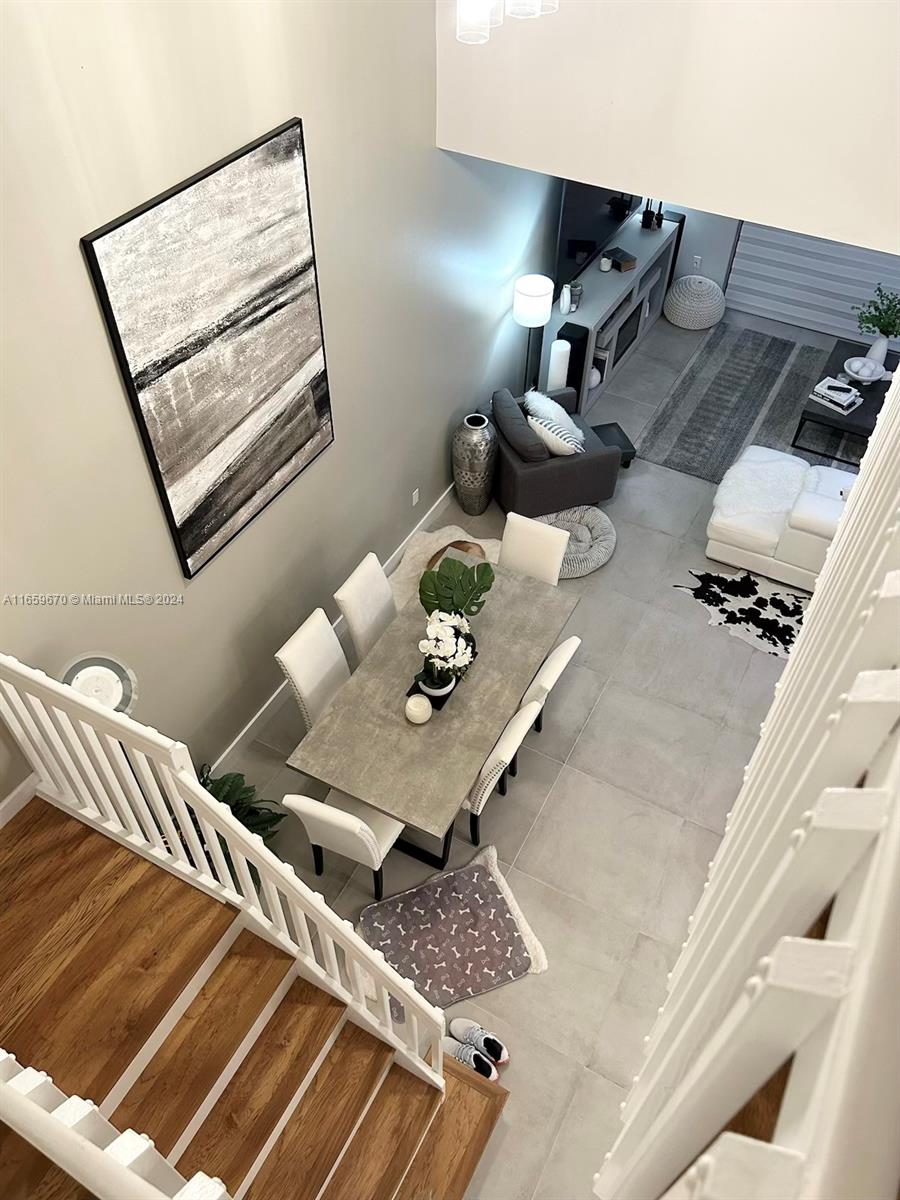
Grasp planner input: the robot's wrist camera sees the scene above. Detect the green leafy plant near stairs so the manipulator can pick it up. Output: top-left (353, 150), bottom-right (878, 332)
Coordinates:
top-left (198, 765), bottom-right (286, 842)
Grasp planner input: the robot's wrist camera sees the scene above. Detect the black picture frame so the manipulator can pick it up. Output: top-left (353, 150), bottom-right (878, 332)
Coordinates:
top-left (81, 117), bottom-right (334, 578)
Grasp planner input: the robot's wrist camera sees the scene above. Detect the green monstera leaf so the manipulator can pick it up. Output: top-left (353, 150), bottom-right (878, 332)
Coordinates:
top-left (419, 557), bottom-right (495, 617)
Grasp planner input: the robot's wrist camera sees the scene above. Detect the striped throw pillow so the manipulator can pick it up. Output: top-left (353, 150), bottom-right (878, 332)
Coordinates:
top-left (526, 415), bottom-right (585, 456)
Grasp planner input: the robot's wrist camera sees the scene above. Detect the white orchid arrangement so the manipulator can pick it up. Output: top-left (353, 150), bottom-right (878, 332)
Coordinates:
top-left (418, 610), bottom-right (476, 687)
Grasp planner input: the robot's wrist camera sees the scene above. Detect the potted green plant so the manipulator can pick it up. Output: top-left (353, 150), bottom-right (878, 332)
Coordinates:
top-left (197, 765), bottom-right (285, 842)
top-left (853, 283), bottom-right (900, 366)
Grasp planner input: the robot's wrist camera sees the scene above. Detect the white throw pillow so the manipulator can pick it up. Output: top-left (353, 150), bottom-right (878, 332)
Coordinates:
top-left (526, 415), bottom-right (584, 456)
top-left (522, 390), bottom-right (585, 443)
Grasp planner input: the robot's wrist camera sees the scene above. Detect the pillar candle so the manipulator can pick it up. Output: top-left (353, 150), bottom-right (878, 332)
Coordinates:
top-left (547, 338), bottom-right (571, 391)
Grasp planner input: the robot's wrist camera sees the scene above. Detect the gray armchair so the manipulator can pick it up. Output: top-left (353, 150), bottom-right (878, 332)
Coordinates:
top-left (491, 387), bottom-right (621, 517)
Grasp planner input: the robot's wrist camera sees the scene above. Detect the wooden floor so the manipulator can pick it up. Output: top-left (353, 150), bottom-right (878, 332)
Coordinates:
top-left (0, 799), bottom-right (507, 1200)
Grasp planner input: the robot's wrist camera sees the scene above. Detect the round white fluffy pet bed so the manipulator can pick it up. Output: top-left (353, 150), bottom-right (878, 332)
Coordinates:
top-left (537, 506), bottom-right (616, 578)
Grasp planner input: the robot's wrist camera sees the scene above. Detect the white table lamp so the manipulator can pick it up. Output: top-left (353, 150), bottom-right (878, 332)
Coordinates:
top-left (513, 274), bottom-right (554, 392)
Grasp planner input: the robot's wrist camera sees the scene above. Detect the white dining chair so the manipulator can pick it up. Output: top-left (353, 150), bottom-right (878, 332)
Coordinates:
top-left (334, 552), bottom-right (398, 662)
top-left (498, 512), bottom-right (570, 586)
top-left (521, 635), bottom-right (581, 734)
top-left (463, 700), bottom-right (542, 846)
top-left (275, 607), bottom-right (350, 733)
top-left (282, 792), bottom-right (402, 900)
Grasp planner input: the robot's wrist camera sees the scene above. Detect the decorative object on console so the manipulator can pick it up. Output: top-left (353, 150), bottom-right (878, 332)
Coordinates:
top-left (61, 655), bottom-right (137, 714)
top-left (599, 255), bottom-right (612, 272)
top-left (674, 568), bottom-right (807, 658)
top-left (558, 281), bottom-right (583, 315)
top-left (358, 844), bottom-right (547, 1009)
top-left (546, 339), bottom-right (571, 390)
top-left (522, 388), bottom-right (584, 441)
top-left (526, 414), bottom-right (584, 456)
top-left (535, 505), bottom-right (617, 577)
top-left (663, 274), bottom-right (726, 329)
top-left (513, 274), bottom-right (554, 392)
top-left (852, 283), bottom-right (900, 366)
top-left (608, 246), bottom-right (637, 272)
top-left (452, 413), bottom-right (498, 515)
top-left (641, 199), bottom-right (655, 230)
top-left (81, 119), bottom-right (333, 578)
top-left (655, 201), bottom-right (664, 229)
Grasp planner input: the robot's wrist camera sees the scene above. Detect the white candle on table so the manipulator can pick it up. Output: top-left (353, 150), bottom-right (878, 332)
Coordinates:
top-left (546, 338), bottom-right (571, 391)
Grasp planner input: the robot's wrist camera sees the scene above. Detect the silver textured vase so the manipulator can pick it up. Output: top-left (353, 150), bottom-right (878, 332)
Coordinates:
top-left (452, 414), bottom-right (497, 516)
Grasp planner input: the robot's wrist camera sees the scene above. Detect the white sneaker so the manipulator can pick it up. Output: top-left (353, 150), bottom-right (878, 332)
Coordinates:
top-left (448, 1017), bottom-right (510, 1067)
top-left (442, 1035), bottom-right (499, 1082)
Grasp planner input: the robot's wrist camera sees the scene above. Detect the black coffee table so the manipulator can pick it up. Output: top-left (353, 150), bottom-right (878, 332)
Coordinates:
top-left (791, 340), bottom-right (897, 467)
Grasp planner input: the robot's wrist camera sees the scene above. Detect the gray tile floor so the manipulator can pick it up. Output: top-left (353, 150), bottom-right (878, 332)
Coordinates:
top-left (220, 316), bottom-right (787, 1200)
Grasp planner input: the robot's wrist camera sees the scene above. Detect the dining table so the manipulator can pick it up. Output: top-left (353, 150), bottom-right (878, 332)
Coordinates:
top-left (287, 558), bottom-right (579, 868)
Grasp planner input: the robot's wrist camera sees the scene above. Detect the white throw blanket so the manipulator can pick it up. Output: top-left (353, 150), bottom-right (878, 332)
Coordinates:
top-left (715, 456), bottom-right (808, 519)
top-left (388, 526), bottom-right (501, 608)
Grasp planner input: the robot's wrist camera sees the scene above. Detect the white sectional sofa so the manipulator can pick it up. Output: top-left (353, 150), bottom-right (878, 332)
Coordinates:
top-left (706, 445), bottom-right (856, 591)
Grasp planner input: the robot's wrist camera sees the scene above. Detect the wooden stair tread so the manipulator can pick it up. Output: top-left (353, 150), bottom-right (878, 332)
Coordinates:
top-left (395, 1057), bottom-right (508, 1200)
top-left (112, 928), bottom-right (293, 1155)
top-left (320, 1063), bottom-right (442, 1200)
top-left (177, 976), bottom-right (344, 1192)
top-left (0, 806), bottom-right (235, 1102)
top-left (244, 1022), bottom-right (393, 1200)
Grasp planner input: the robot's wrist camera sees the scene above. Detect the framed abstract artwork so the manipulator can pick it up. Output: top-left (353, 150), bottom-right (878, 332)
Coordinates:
top-left (82, 118), bottom-right (333, 577)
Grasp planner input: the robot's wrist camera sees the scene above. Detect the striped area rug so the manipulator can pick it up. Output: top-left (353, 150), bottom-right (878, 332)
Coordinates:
top-left (637, 324), bottom-right (867, 483)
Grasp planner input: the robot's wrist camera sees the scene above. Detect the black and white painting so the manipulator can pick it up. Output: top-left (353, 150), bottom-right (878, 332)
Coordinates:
top-left (82, 119), bottom-right (332, 577)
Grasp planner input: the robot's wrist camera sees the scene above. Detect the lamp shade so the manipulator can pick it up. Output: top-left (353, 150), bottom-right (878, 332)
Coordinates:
top-left (513, 274), bottom-right (554, 328)
top-left (456, 0), bottom-right (491, 44)
top-left (506, 0), bottom-right (542, 17)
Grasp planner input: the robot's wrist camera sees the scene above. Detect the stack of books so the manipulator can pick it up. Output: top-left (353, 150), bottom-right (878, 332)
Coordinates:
top-left (810, 377), bottom-right (863, 414)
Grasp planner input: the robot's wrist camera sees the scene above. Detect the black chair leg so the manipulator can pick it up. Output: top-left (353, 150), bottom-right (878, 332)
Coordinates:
top-left (498, 768), bottom-right (508, 796)
top-left (373, 866), bottom-right (384, 901)
top-left (509, 752), bottom-right (519, 778)
top-left (534, 708), bottom-right (544, 734)
top-left (469, 812), bottom-right (481, 846)
top-left (312, 844), bottom-right (324, 875)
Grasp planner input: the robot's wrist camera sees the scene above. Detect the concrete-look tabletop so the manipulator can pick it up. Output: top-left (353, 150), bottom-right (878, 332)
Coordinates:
top-left (287, 564), bottom-right (578, 838)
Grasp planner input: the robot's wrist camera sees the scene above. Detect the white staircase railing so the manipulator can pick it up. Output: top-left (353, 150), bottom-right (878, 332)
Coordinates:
top-left (0, 653), bottom-right (445, 1094)
top-left (0, 1048), bottom-right (230, 1200)
top-left (594, 375), bottom-right (900, 1200)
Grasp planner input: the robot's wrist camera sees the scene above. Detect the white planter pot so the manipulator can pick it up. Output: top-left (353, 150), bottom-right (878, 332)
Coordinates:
top-left (868, 335), bottom-right (890, 366)
top-left (419, 677), bottom-right (455, 698)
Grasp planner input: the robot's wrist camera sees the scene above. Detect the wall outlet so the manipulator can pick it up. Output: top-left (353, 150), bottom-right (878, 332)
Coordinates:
top-left (692, 255), bottom-right (702, 270)
top-left (412, 488), bottom-right (420, 507)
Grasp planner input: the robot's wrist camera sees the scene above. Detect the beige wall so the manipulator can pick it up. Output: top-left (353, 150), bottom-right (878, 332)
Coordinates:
top-left (0, 0), bottom-right (560, 790)
top-left (436, 0), bottom-right (900, 255)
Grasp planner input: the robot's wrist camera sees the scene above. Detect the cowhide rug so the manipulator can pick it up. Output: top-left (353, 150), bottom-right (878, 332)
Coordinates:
top-left (358, 846), bottom-right (546, 1010)
top-left (675, 568), bottom-right (807, 658)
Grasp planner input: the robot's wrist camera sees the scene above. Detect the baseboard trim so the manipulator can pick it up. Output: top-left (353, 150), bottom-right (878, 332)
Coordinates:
top-left (0, 772), bottom-right (39, 828)
top-left (209, 482), bottom-right (455, 772)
